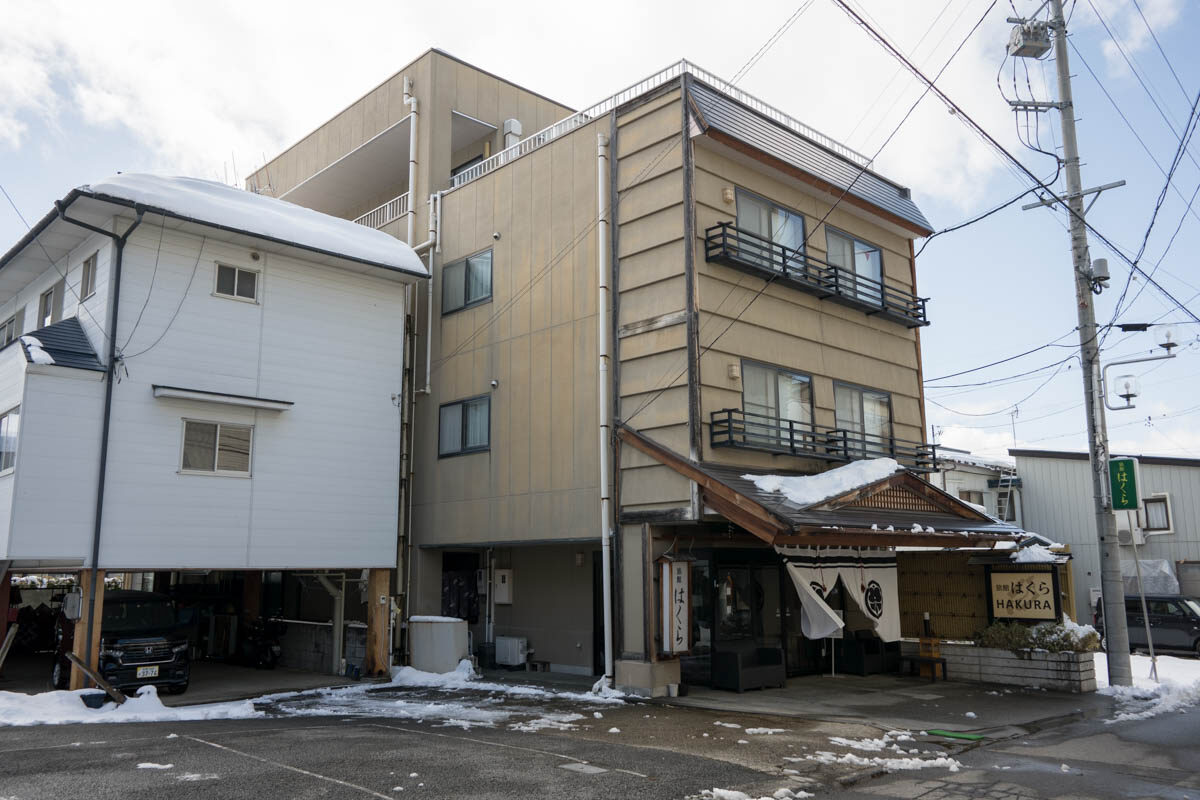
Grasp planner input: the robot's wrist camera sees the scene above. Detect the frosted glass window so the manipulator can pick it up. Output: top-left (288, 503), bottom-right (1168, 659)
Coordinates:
top-left (182, 421), bottom-right (252, 474)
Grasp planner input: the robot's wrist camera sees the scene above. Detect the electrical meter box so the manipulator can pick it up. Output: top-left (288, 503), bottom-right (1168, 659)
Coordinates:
top-left (1007, 22), bottom-right (1051, 58)
top-left (494, 569), bottom-right (513, 604)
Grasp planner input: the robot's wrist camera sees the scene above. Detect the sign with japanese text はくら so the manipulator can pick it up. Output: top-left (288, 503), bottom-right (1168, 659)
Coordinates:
top-left (1109, 458), bottom-right (1140, 511)
top-left (989, 571), bottom-right (1056, 621)
top-left (659, 560), bottom-right (691, 655)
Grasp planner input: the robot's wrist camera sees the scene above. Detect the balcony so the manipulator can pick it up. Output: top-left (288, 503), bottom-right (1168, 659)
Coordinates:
top-left (704, 222), bottom-right (929, 328)
top-left (353, 193), bottom-right (409, 229)
top-left (710, 408), bottom-right (937, 472)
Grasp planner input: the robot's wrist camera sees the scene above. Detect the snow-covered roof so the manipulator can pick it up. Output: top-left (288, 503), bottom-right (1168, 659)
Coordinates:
top-left (744, 458), bottom-right (902, 508)
top-left (936, 450), bottom-right (1016, 472)
top-left (81, 174), bottom-right (427, 277)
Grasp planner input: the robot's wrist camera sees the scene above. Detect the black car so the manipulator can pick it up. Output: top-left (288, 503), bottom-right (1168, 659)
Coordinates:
top-left (1095, 594), bottom-right (1200, 656)
top-left (52, 590), bottom-right (191, 694)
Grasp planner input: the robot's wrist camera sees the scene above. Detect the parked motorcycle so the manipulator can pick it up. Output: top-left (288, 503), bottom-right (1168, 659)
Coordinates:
top-left (236, 617), bottom-right (286, 669)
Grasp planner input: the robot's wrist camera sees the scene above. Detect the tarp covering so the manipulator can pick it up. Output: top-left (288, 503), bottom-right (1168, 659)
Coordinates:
top-left (775, 546), bottom-right (901, 642)
top-left (1122, 558), bottom-right (1180, 596)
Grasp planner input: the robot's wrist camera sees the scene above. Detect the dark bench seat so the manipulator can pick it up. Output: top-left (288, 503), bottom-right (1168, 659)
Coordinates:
top-left (899, 654), bottom-right (948, 681)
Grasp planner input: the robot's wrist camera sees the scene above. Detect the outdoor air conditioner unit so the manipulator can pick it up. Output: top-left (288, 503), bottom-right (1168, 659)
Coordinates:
top-left (1117, 528), bottom-right (1145, 546)
top-left (495, 636), bottom-right (528, 666)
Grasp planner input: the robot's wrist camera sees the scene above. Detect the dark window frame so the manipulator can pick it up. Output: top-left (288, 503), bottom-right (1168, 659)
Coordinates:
top-left (451, 154), bottom-right (486, 179)
top-left (833, 379), bottom-right (895, 441)
top-left (1142, 495), bottom-right (1171, 532)
top-left (441, 248), bottom-right (493, 315)
top-left (734, 187), bottom-right (808, 255)
top-left (0, 316), bottom-right (16, 347)
top-left (438, 394), bottom-right (491, 458)
top-left (739, 358), bottom-right (814, 424)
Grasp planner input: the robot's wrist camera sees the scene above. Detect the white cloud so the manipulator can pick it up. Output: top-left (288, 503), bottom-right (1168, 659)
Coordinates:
top-left (1, 0), bottom-right (1159, 206)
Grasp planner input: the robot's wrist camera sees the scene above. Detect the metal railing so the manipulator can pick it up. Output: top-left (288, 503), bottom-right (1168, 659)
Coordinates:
top-left (353, 192), bottom-right (409, 229)
top-left (450, 60), bottom-right (869, 189)
top-left (704, 222), bottom-right (928, 327)
top-left (710, 408), bottom-right (937, 472)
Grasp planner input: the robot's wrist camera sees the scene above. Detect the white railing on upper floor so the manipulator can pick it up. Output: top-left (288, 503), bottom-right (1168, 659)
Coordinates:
top-left (449, 60), bottom-right (869, 189)
top-left (353, 192), bottom-right (409, 229)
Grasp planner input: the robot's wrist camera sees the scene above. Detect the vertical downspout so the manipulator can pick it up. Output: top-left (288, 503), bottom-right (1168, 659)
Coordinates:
top-left (403, 77), bottom-right (419, 246)
top-left (596, 132), bottom-right (615, 685)
top-left (55, 204), bottom-right (144, 677)
top-left (680, 75), bottom-right (702, 519)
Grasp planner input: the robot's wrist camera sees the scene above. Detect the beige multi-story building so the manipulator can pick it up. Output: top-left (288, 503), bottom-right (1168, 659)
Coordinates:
top-left (253, 49), bottom-right (1020, 696)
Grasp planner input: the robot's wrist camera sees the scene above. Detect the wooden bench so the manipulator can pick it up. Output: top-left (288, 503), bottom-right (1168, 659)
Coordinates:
top-left (899, 654), bottom-right (948, 682)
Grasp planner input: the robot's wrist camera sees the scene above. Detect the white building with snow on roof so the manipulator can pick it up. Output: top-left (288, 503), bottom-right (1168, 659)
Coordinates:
top-left (0, 174), bottom-right (426, 689)
top-left (932, 447), bottom-right (1022, 527)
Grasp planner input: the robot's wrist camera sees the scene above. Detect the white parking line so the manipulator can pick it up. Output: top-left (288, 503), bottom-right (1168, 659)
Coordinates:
top-left (184, 735), bottom-right (394, 799)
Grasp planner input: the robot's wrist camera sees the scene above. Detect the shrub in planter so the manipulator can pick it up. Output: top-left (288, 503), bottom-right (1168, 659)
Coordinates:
top-left (976, 617), bottom-right (1100, 654)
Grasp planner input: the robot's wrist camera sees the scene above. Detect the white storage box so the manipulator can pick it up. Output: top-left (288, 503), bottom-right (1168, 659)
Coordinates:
top-left (409, 616), bottom-right (468, 674)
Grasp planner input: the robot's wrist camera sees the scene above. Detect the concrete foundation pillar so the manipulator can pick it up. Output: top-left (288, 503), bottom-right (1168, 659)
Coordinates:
top-left (69, 570), bottom-right (106, 691)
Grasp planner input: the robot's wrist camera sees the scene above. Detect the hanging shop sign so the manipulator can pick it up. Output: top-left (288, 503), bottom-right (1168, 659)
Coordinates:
top-left (988, 569), bottom-right (1059, 621)
top-left (659, 559), bottom-right (691, 655)
top-left (1109, 457), bottom-right (1141, 511)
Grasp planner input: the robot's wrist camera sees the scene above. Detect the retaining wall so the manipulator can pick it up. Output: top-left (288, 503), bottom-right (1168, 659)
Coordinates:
top-left (901, 641), bottom-right (1096, 693)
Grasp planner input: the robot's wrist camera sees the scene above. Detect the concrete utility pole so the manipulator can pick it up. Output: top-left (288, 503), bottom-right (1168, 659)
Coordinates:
top-left (1044, 0), bottom-right (1133, 685)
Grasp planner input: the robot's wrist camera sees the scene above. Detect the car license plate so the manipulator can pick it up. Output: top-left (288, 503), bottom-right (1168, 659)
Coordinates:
top-left (136, 666), bottom-right (159, 679)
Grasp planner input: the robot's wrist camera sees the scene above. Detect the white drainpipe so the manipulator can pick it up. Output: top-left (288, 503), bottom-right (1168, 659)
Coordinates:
top-left (403, 78), bottom-right (418, 246)
top-left (596, 132), bottom-right (615, 686)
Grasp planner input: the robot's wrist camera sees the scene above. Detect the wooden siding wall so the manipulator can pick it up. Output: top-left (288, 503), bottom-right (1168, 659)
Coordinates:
top-left (249, 51), bottom-right (574, 235)
top-left (1017, 453), bottom-right (1200, 616)
top-left (897, 551), bottom-right (1076, 640)
top-left (691, 142), bottom-right (924, 472)
top-left (613, 88), bottom-right (692, 514)
top-left (409, 118), bottom-right (605, 550)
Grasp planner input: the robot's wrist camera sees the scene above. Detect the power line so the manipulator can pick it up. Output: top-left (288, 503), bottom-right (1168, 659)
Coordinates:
top-left (730, 0), bottom-right (817, 83)
top-left (1129, 0), bottom-right (1190, 103)
top-left (830, 0), bottom-right (1200, 327)
top-left (923, 327), bottom-right (1078, 382)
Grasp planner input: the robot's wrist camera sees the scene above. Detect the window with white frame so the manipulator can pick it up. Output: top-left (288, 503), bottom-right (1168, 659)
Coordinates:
top-left (442, 250), bottom-right (492, 314)
top-left (0, 316), bottom-right (16, 347)
top-left (38, 289), bottom-right (54, 328)
top-left (438, 396), bottom-right (490, 456)
top-left (181, 420), bottom-right (253, 474)
top-left (81, 252), bottom-right (98, 299)
top-left (1143, 495), bottom-right (1171, 532)
top-left (215, 264), bottom-right (258, 302)
top-left (0, 407), bottom-right (18, 471)
top-left (826, 228), bottom-right (883, 304)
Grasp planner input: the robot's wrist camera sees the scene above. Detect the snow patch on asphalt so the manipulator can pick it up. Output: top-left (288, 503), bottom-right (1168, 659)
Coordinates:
top-left (136, 762), bottom-right (174, 770)
top-left (801, 750), bottom-right (962, 772)
top-left (0, 685), bottom-right (261, 728)
top-left (1096, 653), bottom-right (1200, 722)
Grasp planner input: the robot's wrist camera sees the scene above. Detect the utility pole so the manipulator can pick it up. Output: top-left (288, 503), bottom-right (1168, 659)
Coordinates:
top-left (1009, 0), bottom-right (1132, 685)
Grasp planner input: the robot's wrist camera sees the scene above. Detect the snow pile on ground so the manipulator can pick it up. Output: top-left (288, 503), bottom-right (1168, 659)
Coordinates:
top-left (745, 459), bottom-right (900, 507)
top-left (0, 686), bottom-right (261, 728)
top-left (387, 659), bottom-right (624, 704)
top-left (799, 750), bottom-right (962, 772)
top-left (508, 713), bottom-right (584, 733)
top-left (827, 730), bottom-right (918, 755)
top-left (83, 174), bottom-right (428, 275)
top-left (744, 727), bottom-right (787, 735)
top-left (699, 789), bottom-right (812, 800)
top-left (1096, 653), bottom-right (1200, 722)
top-left (408, 615), bottom-right (465, 623)
top-left (1013, 544), bottom-right (1058, 563)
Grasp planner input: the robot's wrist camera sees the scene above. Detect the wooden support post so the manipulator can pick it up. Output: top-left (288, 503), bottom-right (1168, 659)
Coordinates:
top-left (366, 569), bottom-right (391, 676)
top-left (242, 570), bottom-right (263, 625)
top-left (69, 570), bottom-right (106, 691)
top-left (0, 566), bottom-right (10, 650)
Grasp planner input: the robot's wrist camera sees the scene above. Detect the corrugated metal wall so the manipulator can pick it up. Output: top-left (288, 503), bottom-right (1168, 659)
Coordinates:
top-left (1016, 454), bottom-right (1200, 615)
top-left (897, 551), bottom-right (1075, 640)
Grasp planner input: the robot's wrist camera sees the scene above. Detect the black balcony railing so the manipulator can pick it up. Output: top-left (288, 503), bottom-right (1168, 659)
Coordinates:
top-left (710, 408), bottom-right (937, 472)
top-left (704, 222), bottom-right (929, 328)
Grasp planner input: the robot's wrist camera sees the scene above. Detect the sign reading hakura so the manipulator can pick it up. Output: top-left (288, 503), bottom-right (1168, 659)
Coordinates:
top-left (990, 571), bottom-right (1056, 621)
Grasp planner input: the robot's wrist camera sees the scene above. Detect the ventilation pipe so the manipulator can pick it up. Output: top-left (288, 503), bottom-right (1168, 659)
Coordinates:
top-left (596, 133), bottom-right (615, 688)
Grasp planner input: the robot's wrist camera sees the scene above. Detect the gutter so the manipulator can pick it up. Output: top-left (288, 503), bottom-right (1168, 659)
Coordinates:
top-left (53, 199), bottom-right (144, 681)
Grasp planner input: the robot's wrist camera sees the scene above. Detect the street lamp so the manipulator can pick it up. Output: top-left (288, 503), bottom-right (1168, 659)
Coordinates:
top-left (1101, 327), bottom-right (1178, 411)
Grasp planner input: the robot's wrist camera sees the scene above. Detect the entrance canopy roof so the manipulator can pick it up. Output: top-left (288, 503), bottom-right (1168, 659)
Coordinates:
top-left (618, 425), bottom-right (1023, 548)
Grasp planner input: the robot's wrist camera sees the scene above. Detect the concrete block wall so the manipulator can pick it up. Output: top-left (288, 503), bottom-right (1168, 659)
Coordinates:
top-left (901, 641), bottom-right (1096, 693)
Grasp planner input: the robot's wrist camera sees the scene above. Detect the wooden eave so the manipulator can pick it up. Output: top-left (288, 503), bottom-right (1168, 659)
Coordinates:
top-left (815, 472), bottom-right (993, 522)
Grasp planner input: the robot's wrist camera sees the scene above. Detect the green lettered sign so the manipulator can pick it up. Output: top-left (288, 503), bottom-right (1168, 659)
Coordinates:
top-left (1109, 458), bottom-right (1139, 511)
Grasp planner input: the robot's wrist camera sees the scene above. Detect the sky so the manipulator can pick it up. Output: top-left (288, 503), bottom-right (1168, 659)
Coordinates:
top-left (1, 0), bottom-right (1197, 462)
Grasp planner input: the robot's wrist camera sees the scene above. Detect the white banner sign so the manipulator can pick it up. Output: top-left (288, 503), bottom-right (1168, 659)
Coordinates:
top-left (775, 546), bottom-right (901, 642)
